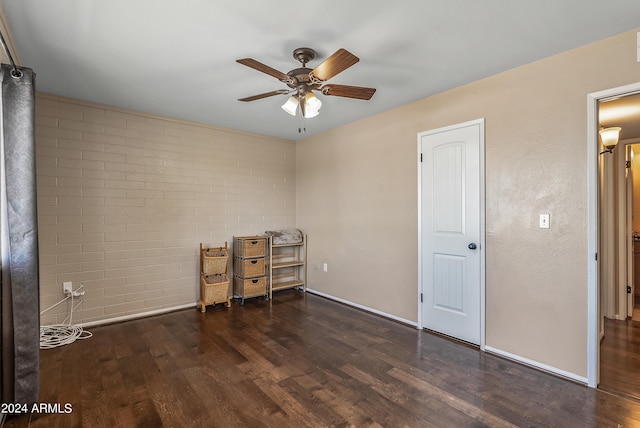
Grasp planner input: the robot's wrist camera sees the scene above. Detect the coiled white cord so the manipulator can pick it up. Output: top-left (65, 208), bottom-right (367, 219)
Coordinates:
top-left (39, 285), bottom-right (92, 349)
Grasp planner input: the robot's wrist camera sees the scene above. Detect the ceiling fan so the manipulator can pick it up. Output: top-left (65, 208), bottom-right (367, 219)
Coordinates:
top-left (236, 47), bottom-right (376, 120)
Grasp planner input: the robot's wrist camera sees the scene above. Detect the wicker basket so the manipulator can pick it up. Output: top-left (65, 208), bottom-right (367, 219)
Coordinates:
top-left (200, 274), bottom-right (230, 306)
top-left (234, 276), bottom-right (266, 298)
top-left (235, 257), bottom-right (265, 277)
top-left (234, 237), bottom-right (266, 258)
top-left (202, 248), bottom-right (228, 275)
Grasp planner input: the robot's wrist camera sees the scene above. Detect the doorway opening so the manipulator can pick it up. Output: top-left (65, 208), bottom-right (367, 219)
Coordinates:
top-left (587, 82), bottom-right (640, 390)
top-left (598, 95), bottom-right (640, 399)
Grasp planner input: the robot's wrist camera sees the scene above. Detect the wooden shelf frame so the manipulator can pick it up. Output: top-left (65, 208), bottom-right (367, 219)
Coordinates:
top-left (268, 234), bottom-right (307, 300)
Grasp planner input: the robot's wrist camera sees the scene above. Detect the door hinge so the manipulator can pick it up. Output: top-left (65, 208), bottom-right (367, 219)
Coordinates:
top-left (420, 153), bottom-right (423, 162)
top-left (420, 293), bottom-right (423, 302)
top-left (595, 252), bottom-right (598, 261)
top-left (628, 285), bottom-right (632, 294)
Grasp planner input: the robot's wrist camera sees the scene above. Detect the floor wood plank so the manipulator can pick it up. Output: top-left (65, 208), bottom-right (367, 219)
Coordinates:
top-left (599, 305), bottom-right (640, 400)
top-left (5, 290), bottom-right (640, 427)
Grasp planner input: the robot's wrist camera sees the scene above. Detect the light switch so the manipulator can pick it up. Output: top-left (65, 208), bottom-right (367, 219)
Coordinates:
top-left (539, 214), bottom-right (550, 229)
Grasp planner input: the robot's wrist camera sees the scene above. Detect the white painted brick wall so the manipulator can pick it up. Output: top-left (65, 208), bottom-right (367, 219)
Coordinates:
top-left (36, 94), bottom-right (296, 325)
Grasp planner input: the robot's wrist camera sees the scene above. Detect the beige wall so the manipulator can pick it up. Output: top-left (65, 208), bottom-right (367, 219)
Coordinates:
top-left (296, 29), bottom-right (640, 378)
top-left (36, 94), bottom-right (296, 325)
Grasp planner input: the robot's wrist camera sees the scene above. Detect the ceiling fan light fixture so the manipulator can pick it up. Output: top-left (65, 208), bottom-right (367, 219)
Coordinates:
top-left (281, 96), bottom-right (298, 116)
top-left (304, 108), bottom-right (320, 119)
top-left (303, 92), bottom-right (322, 118)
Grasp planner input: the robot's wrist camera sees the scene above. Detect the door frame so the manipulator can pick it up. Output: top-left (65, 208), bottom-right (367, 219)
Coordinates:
top-left (417, 118), bottom-right (486, 350)
top-left (621, 142), bottom-right (635, 319)
top-left (587, 81), bottom-right (640, 388)
top-left (625, 142), bottom-right (640, 317)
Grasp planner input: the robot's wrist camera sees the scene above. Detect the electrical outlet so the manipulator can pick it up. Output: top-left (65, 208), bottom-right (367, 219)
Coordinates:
top-left (323, 263), bottom-right (328, 272)
top-left (63, 281), bottom-right (72, 294)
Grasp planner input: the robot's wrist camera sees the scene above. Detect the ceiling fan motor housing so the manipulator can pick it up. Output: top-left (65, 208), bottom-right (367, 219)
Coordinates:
top-left (288, 48), bottom-right (321, 95)
top-left (286, 67), bottom-right (320, 94)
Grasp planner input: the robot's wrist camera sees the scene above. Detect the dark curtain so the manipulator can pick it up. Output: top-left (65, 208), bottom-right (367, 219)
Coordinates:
top-left (0, 63), bottom-right (39, 405)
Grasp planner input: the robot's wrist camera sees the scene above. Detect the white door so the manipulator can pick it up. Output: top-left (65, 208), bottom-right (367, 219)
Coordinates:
top-left (420, 120), bottom-right (483, 345)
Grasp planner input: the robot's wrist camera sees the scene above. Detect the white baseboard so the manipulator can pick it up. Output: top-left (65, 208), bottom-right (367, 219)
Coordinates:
top-left (306, 288), bottom-right (418, 328)
top-left (484, 345), bottom-right (588, 385)
top-left (78, 303), bottom-right (196, 328)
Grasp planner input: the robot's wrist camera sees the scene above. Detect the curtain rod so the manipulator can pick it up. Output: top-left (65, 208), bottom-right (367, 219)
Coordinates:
top-left (0, 30), bottom-right (21, 78)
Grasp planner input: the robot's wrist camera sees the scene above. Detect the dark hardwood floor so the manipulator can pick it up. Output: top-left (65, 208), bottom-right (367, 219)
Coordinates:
top-left (599, 304), bottom-right (640, 400)
top-left (5, 290), bottom-right (640, 427)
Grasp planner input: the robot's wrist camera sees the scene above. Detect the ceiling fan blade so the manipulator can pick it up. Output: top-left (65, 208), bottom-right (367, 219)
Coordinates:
top-left (238, 89), bottom-right (290, 102)
top-left (310, 49), bottom-right (359, 81)
top-left (236, 58), bottom-right (291, 82)
top-left (321, 84), bottom-right (376, 100)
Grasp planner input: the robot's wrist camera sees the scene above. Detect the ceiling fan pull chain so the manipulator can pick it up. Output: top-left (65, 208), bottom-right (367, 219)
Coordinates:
top-left (298, 104), bottom-right (306, 134)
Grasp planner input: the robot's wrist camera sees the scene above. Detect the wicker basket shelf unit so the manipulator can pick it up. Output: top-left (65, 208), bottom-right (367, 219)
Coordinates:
top-left (233, 236), bottom-right (268, 305)
top-left (198, 242), bottom-right (231, 312)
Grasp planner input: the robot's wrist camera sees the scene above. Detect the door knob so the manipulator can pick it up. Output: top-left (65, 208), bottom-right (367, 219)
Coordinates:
top-left (468, 243), bottom-right (477, 250)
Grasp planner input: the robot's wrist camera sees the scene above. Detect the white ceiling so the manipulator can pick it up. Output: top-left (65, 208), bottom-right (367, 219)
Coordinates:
top-left (3, 0), bottom-right (640, 141)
